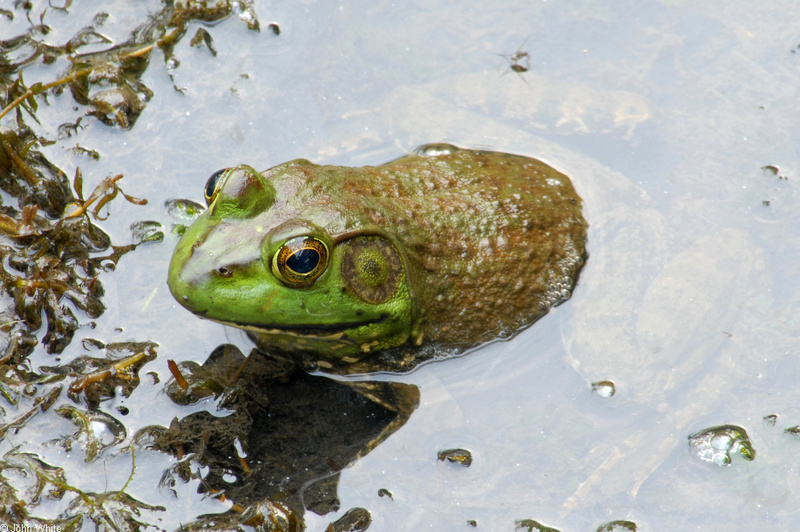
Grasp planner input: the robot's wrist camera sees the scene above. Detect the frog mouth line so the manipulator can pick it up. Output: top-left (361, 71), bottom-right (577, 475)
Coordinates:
top-left (212, 316), bottom-right (388, 340)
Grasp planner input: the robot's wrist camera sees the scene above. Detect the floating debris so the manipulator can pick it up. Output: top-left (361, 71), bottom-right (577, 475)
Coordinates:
top-left (239, 500), bottom-right (302, 531)
top-left (688, 424), bottom-right (755, 466)
top-left (328, 507), bottom-right (371, 532)
top-left (783, 425), bottom-right (800, 438)
top-left (591, 380), bottom-right (616, 398)
top-left (515, 518), bottom-right (562, 532)
top-left (39, 341), bottom-right (157, 408)
top-left (437, 448), bottom-right (473, 467)
top-left (760, 165), bottom-right (788, 180)
top-left (130, 220), bottom-right (165, 243)
top-left (596, 520), bottom-right (637, 532)
top-left (56, 406), bottom-right (127, 461)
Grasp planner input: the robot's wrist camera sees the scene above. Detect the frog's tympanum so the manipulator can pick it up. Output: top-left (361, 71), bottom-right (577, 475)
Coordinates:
top-left (168, 144), bottom-right (587, 372)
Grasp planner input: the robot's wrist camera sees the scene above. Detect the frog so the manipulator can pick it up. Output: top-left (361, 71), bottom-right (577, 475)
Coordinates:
top-left (167, 143), bottom-right (588, 373)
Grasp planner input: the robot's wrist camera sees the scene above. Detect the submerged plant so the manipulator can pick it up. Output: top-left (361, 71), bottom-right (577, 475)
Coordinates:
top-left (1, 2), bottom-right (265, 529)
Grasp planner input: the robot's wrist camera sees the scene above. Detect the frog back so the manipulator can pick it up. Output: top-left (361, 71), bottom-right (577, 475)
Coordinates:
top-left (292, 145), bottom-right (588, 348)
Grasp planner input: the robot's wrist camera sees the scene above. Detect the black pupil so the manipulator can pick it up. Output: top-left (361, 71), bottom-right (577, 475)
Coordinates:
top-left (287, 248), bottom-right (320, 274)
top-left (205, 169), bottom-right (227, 201)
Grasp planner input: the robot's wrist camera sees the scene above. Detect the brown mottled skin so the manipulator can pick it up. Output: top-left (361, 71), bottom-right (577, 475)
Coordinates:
top-left (303, 148), bottom-right (586, 343)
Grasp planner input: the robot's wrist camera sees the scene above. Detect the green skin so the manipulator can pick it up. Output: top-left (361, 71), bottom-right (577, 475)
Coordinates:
top-left (168, 144), bottom-right (587, 370)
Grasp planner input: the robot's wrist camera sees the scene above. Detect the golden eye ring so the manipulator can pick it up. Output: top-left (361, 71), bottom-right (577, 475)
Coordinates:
top-left (272, 236), bottom-right (329, 285)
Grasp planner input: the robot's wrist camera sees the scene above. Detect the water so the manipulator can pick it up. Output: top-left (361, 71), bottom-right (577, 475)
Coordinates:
top-left (2, 0), bottom-right (800, 530)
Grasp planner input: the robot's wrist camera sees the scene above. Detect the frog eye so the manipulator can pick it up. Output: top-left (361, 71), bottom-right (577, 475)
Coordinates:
top-left (204, 168), bottom-right (229, 206)
top-left (272, 236), bottom-right (329, 285)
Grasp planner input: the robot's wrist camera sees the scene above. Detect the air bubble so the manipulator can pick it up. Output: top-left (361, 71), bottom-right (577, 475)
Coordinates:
top-left (415, 143), bottom-right (459, 157)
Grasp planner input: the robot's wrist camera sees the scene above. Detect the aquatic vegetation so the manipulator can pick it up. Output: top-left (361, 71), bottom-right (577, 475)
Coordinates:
top-left (0, 152), bottom-right (145, 356)
top-left (0, 1), bottom-right (279, 529)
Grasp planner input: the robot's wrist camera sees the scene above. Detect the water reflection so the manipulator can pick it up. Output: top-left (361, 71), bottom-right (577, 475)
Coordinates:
top-left (152, 344), bottom-right (418, 526)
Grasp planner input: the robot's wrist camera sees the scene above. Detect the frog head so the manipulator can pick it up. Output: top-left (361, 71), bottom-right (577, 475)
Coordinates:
top-left (167, 164), bottom-right (416, 359)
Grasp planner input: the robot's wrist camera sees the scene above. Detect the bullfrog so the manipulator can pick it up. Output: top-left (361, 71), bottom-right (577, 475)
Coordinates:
top-left (167, 143), bottom-right (587, 372)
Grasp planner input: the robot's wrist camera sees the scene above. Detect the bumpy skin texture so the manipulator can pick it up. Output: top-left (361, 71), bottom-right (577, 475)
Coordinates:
top-left (168, 144), bottom-right (587, 372)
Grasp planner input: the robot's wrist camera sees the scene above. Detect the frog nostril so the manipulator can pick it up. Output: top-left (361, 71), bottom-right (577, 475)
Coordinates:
top-left (217, 266), bottom-right (232, 278)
